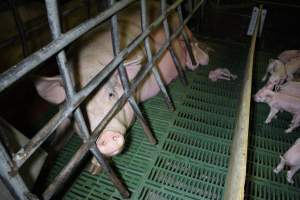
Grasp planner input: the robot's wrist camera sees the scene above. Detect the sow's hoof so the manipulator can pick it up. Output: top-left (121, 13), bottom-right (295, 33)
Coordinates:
top-left (86, 161), bottom-right (102, 175)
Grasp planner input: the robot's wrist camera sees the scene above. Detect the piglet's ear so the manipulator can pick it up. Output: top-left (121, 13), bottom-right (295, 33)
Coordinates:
top-left (34, 76), bottom-right (66, 104)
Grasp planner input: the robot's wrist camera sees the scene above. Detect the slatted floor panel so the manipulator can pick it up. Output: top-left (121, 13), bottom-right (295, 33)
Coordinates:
top-left (45, 43), bottom-right (300, 199)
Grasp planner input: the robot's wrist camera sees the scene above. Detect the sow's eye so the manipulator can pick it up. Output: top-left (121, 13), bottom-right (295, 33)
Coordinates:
top-left (109, 93), bottom-right (114, 97)
top-left (108, 92), bottom-right (116, 99)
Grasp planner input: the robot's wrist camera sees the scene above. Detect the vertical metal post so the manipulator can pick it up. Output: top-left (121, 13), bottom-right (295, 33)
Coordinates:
top-left (161, 0), bottom-right (188, 85)
top-left (223, 5), bottom-right (262, 200)
top-left (200, 0), bottom-right (206, 32)
top-left (85, 0), bottom-right (91, 19)
top-left (109, 0), bottom-right (157, 145)
top-left (57, 1), bottom-right (65, 33)
top-left (7, 0), bottom-right (29, 57)
top-left (176, 4), bottom-right (196, 66)
top-left (140, 0), bottom-right (175, 112)
top-left (0, 141), bottom-right (38, 200)
top-left (44, 0), bottom-right (129, 198)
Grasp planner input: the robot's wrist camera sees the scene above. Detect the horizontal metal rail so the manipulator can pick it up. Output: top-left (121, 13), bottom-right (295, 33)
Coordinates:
top-left (223, 5), bottom-right (262, 200)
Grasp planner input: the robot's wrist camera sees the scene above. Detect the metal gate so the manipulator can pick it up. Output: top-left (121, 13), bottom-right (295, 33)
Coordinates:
top-left (0, 0), bottom-right (205, 199)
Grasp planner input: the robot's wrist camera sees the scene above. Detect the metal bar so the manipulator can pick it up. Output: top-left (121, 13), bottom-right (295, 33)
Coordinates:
top-left (161, 0), bottom-right (188, 85)
top-left (45, 1), bottom-right (129, 198)
top-left (199, 0), bottom-right (206, 32)
top-left (42, 137), bottom-right (90, 200)
top-left (43, 143), bottom-right (129, 199)
top-left (176, 4), bottom-right (196, 66)
top-left (0, 0), bottom-right (137, 93)
top-left (254, 0), bottom-right (300, 8)
top-left (0, 117), bottom-right (15, 156)
top-left (0, 3), bottom-right (87, 50)
top-left (140, 0), bottom-right (175, 112)
top-left (42, 2), bottom-right (203, 198)
top-left (0, 141), bottom-right (36, 200)
top-left (109, 0), bottom-right (156, 144)
top-left (0, 0), bottom-right (199, 93)
top-left (12, 0), bottom-right (203, 171)
top-left (6, 0), bottom-right (29, 57)
top-left (45, 0), bottom-right (90, 141)
top-left (89, 146), bottom-right (129, 198)
top-left (223, 5), bottom-right (262, 200)
top-left (85, 0), bottom-right (91, 19)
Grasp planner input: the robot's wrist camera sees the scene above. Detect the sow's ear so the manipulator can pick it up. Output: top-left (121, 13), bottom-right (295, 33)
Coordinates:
top-left (34, 76), bottom-right (66, 104)
top-left (123, 55), bottom-right (143, 80)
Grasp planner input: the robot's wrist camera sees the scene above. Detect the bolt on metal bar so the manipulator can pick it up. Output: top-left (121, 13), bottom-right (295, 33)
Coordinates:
top-left (45, 0), bottom-right (129, 197)
top-left (176, 4), bottom-right (196, 66)
top-left (12, 0), bottom-right (203, 170)
top-left (6, 0), bottom-right (29, 57)
top-left (140, 0), bottom-right (175, 112)
top-left (0, 140), bottom-right (35, 200)
top-left (161, 0), bottom-right (188, 85)
top-left (223, 5), bottom-right (262, 200)
top-left (42, 2), bottom-right (203, 198)
top-left (109, 0), bottom-right (156, 144)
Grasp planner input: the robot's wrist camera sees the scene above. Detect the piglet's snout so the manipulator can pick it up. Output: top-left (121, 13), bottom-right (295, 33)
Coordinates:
top-left (97, 131), bottom-right (125, 157)
top-left (254, 93), bottom-right (266, 103)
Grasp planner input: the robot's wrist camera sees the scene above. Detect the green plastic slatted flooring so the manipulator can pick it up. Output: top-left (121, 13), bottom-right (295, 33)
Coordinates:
top-left (46, 42), bottom-right (300, 199)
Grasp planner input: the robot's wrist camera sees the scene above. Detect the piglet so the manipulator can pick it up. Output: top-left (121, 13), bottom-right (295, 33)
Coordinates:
top-left (277, 81), bottom-right (300, 97)
top-left (274, 138), bottom-right (300, 184)
top-left (208, 68), bottom-right (237, 82)
top-left (254, 88), bottom-right (300, 133)
top-left (278, 50), bottom-right (300, 64)
top-left (262, 50), bottom-right (300, 82)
